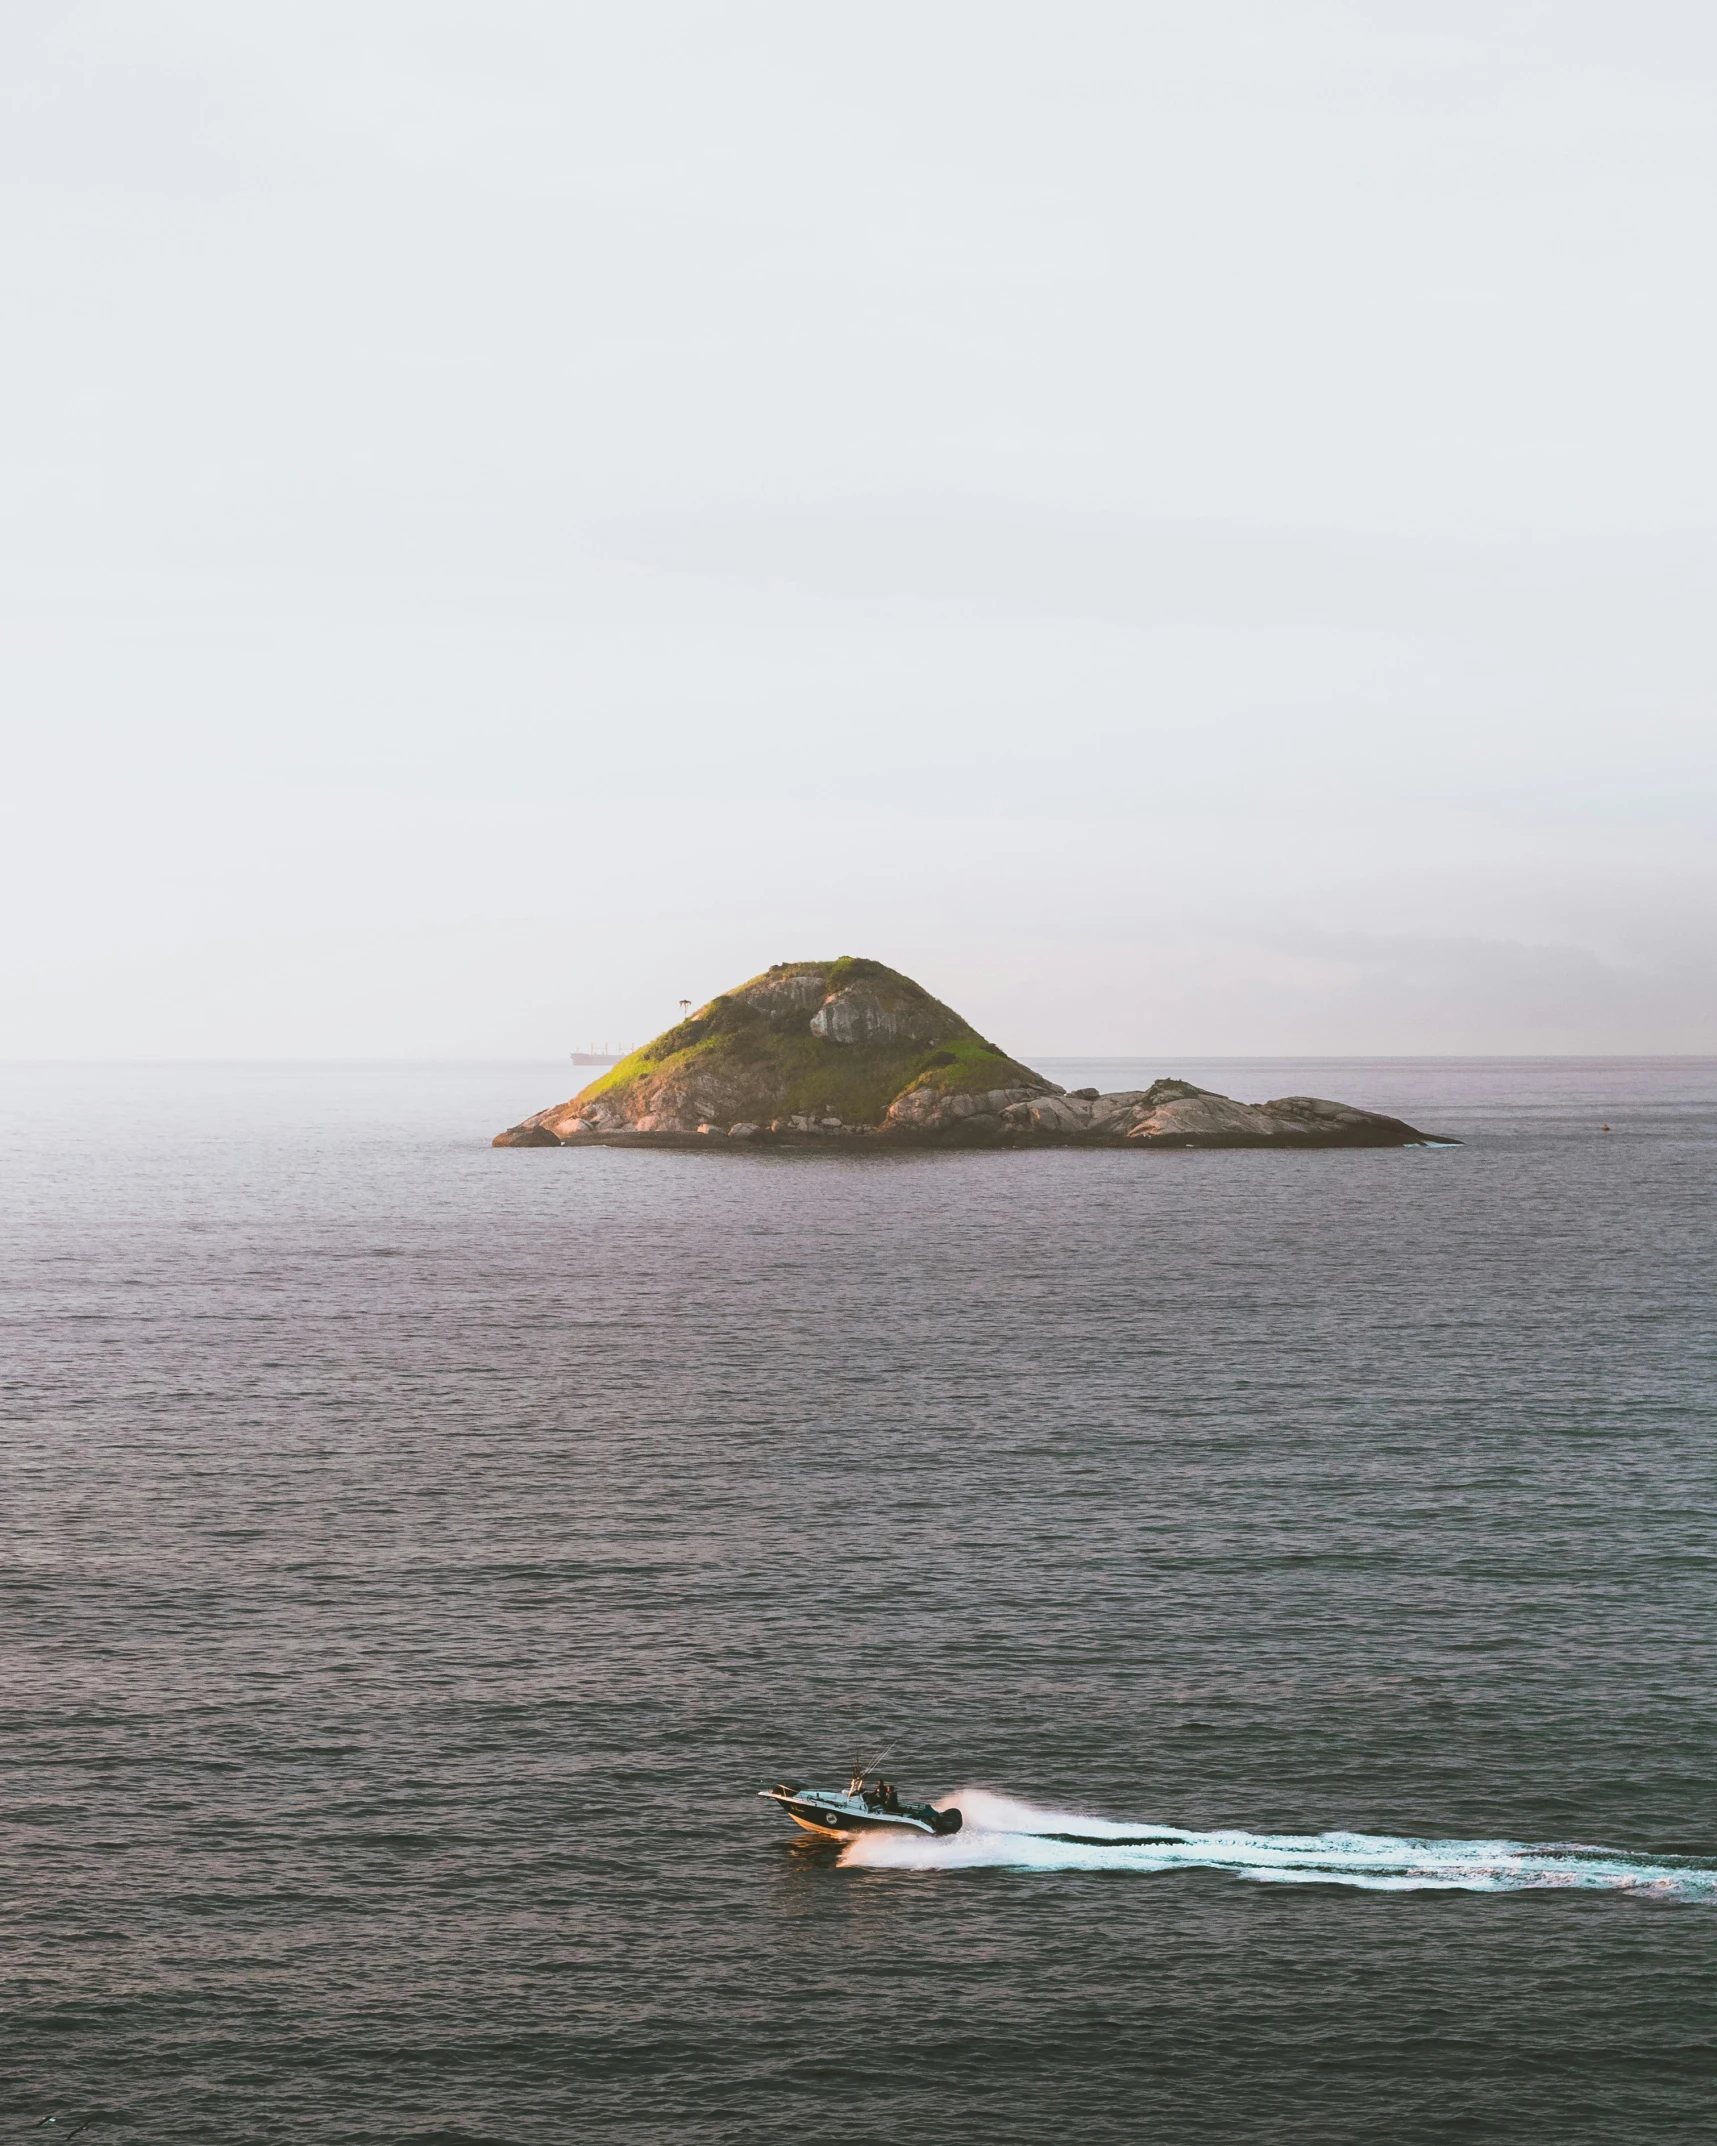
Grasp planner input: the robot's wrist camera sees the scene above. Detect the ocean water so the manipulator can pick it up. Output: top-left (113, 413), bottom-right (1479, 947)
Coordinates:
top-left (3, 1056), bottom-right (1715, 2143)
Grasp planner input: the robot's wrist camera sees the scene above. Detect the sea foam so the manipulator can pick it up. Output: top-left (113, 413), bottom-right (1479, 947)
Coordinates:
top-left (838, 1788), bottom-right (1717, 1900)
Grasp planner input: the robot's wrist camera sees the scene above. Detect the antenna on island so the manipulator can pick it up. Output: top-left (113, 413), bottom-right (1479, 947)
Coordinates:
top-left (679, 999), bottom-right (691, 1020)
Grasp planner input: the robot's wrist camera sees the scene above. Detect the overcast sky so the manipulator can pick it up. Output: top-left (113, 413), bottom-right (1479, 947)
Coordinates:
top-left (3, 1), bottom-right (1715, 1057)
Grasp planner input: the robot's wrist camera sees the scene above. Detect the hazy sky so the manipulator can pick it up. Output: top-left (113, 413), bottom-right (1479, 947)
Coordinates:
top-left (4, 1), bottom-right (1715, 1056)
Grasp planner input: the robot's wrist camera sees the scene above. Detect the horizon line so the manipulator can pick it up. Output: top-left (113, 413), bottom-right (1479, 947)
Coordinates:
top-left (4, 1053), bottom-right (1717, 1069)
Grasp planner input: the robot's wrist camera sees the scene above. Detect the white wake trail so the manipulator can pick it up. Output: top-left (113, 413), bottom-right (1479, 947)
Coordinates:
top-left (838, 1789), bottom-right (1717, 1901)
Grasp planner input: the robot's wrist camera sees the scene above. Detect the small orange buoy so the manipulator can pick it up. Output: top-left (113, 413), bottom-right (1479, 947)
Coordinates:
top-left (1600, 1124), bottom-right (1610, 1132)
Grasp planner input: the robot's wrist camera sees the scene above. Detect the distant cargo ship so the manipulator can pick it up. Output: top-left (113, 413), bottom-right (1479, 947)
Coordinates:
top-left (569, 1050), bottom-right (622, 1065)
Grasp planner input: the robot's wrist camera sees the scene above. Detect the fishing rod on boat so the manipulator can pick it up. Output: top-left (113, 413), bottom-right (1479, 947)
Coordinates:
top-left (848, 1743), bottom-right (892, 1794)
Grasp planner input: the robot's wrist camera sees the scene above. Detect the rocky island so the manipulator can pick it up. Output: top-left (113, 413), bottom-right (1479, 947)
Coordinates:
top-left (494, 959), bottom-right (1445, 1150)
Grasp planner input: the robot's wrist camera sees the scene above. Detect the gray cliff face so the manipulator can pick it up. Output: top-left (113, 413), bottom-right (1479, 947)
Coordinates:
top-left (809, 982), bottom-right (945, 1047)
top-left (734, 969), bottom-right (830, 1020)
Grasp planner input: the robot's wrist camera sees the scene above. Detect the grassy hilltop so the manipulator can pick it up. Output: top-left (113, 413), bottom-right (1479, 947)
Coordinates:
top-left (495, 957), bottom-right (1056, 1143)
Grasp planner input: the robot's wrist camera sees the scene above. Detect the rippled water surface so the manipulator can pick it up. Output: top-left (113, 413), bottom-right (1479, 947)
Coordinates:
top-left (4, 1057), bottom-right (1715, 2142)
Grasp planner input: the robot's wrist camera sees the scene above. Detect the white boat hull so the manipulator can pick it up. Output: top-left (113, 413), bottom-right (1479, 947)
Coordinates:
top-left (761, 1782), bottom-right (963, 1840)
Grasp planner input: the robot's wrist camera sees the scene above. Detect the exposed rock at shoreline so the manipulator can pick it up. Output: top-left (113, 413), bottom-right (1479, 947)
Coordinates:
top-left (494, 958), bottom-right (1447, 1151)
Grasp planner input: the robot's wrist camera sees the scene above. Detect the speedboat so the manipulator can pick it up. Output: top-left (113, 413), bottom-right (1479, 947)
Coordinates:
top-left (760, 1763), bottom-right (962, 1841)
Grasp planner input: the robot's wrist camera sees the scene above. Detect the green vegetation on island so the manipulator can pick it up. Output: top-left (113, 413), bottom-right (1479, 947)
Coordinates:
top-left (580, 959), bottom-right (1037, 1123)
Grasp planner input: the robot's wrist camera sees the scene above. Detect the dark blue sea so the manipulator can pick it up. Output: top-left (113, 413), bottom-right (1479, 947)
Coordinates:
top-left (4, 1057), bottom-right (1715, 2143)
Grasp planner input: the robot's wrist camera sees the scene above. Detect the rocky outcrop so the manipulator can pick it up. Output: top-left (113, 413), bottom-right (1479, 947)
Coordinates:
top-left (493, 959), bottom-right (1448, 1150)
top-left (999, 1080), bottom-right (1435, 1147)
top-left (883, 1082), bottom-right (1047, 1136)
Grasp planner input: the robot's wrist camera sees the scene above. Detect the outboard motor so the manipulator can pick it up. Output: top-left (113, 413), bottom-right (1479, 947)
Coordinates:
top-left (932, 1806), bottom-right (963, 1835)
